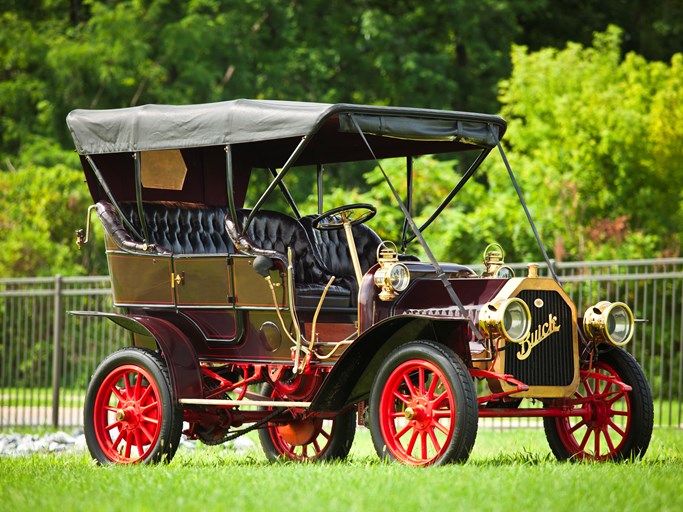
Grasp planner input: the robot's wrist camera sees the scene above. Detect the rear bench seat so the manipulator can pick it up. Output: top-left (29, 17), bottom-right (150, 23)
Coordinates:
top-left (116, 201), bottom-right (233, 254)
top-left (97, 201), bottom-right (352, 308)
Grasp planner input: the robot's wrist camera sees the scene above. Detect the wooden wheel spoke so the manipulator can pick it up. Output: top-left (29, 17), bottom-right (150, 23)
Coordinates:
top-left (432, 390), bottom-right (450, 408)
top-left (607, 419), bottom-right (626, 438)
top-left (610, 409), bottom-right (629, 417)
top-left (140, 414), bottom-right (159, 427)
top-left (418, 368), bottom-right (426, 395)
top-left (433, 419), bottom-right (450, 435)
top-left (139, 423), bottom-right (156, 443)
top-left (123, 373), bottom-right (134, 398)
top-left (313, 440), bottom-right (322, 454)
top-left (112, 429), bottom-right (125, 450)
top-left (140, 401), bottom-right (159, 414)
top-left (138, 385), bottom-right (152, 404)
top-left (420, 431), bottom-right (428, 460)
top-left (405, 429), bottom-right (419, 455)
top-left (568, 419), bottom-right (588, 434)
top-left (428, 428), bottom-right (442, 453)
top-left (602, 427), bottom-right (617, 453)
top-left (578, 427), bottom-right (593, 451)
top-left (105, 420), bottom-right (122, 432)
top-left (111, 386), bottom-right (126, 403)
top-left (394, 422), bottom-right (412, 440)
top-left (427, 373), bottom-right (439, 400)
top-left (402, 374), bottom-right (418, 398)
top-left (606, 392), bottom-right (626, 405)
top-left (393, 390), bottom-right (411, 405)
top-left (134, 430), bottom-right (145, 456)
top-left (124, 432), bottom-right (133, 459)
top-left (133, 373), bottom-right (143, 400)
top-left (433, 409), bottom-right (452, 419)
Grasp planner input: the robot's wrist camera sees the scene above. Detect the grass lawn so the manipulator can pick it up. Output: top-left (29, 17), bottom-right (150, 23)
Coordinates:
top-left (1, 427), bottom-right (683, 512)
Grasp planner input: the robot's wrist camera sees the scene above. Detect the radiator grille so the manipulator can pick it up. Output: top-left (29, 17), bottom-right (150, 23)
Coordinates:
top-left (504, 290), bottom-right (575, 386)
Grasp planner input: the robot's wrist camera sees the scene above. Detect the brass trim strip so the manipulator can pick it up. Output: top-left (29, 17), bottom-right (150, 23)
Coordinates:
top-left (178, 398), bottom-right (311, 408)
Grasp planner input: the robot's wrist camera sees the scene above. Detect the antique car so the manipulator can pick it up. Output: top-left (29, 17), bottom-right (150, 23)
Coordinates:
top-left (66, 100), bottom-right (653, 465)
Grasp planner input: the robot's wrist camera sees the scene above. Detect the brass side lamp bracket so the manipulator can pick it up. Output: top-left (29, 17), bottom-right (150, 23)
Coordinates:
top-left (75, 204), bottom-right (97, 249)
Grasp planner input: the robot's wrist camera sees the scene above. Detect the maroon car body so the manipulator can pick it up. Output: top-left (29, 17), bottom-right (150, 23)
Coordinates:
top-left (67, 100), bottom-right (653, 465)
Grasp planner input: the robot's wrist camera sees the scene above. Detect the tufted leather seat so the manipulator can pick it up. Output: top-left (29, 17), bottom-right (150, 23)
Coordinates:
top-left (300, 216), bottom-right (381, 303)
top-left (228, 209), bottom-right (352, 308)
top-left (116, 202), bottom-right (233, 254)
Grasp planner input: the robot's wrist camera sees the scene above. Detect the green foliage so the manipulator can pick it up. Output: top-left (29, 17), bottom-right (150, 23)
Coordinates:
top-left (496, 26), bottom-right (682, 261)
top-left (0, 156), bottom-right (106, 276)
top-left (1, 2), bottom-right (683, 274)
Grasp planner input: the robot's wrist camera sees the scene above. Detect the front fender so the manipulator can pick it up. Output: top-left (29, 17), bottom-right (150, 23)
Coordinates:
top-left (309, 315), bottom-right (470, 412)
top-left (70, 311), bottom-right (203, 399)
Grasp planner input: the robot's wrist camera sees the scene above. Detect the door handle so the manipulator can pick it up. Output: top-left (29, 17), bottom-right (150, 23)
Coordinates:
top-left (171, 272), bottom-right (185, 288)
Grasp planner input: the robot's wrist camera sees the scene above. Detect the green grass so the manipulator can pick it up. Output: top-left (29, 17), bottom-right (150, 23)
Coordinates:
top-left (2, 428), bottom-right (683, 512)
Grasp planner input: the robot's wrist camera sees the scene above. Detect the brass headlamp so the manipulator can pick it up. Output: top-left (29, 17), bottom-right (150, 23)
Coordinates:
top-left (479, 298), bottom-right (532, 343)
top-left (583, 301), bottom-right (634, 346)
top-left (374, 241), bottom-right (410, 301)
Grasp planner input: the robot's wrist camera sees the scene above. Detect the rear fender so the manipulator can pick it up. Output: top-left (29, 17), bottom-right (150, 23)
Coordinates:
top-left (309, 316), bottom-right (470, 412)
top-left (70, 311), bottom-right (203, 399)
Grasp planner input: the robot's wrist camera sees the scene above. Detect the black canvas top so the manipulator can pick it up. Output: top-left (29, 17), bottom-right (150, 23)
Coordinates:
top-left (66, 99), bottom-right (506, 155)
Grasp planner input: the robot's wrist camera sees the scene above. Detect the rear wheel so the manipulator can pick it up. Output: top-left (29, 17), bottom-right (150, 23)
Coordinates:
top-left (84, 348), bottom-right (183, 464)
top-left (258, 385), bottom-right (356, 462)
top-left (544, 347), bottom-right (653, 461)
top-left (369, 340), bottom-right (478, 466)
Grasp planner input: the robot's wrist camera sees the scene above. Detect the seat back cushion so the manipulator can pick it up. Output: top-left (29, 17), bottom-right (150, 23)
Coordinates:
top-left (118, 202), bottom-right (232, 254)
top-left (300, 216), bottom-right (381, 278)
top-left (235, 210), bottom-right (330, 286)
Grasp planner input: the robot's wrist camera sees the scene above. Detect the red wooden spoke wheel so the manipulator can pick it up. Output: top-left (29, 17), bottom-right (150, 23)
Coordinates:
top-left (84, 348), bottom-right (183, 464)
top-left (370, 341), bottom-right (477, 466)
top-left (258, 384), bottom-right (356, 462)
top-left (544, 348), bottom-right (653, 461)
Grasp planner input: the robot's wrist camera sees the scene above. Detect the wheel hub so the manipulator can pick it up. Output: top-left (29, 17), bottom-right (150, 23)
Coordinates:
top-left (116, 403), bottom-right (141, 429)
top-left (404, 397), bottom-right (433, 429)
top-left (586, 400), bottom-right (609, 427)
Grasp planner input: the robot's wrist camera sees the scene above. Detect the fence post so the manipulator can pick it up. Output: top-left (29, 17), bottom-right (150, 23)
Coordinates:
top-left (51, 275), bottom-right (63, 428)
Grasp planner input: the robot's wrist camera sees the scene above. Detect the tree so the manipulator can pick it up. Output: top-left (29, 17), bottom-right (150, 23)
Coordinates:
top-left (495, 26), bottom-right (682, 261)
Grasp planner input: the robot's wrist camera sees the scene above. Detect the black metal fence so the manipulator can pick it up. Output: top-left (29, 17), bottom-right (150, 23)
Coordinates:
top-left (1, 258), bottom-right (681, 429)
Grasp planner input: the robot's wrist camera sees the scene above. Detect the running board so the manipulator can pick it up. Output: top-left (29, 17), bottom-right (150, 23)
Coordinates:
top-left (178, 398), bottom-right (312, 408)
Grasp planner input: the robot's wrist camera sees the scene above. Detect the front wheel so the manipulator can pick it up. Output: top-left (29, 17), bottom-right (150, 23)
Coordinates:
top-left (84, 347), bottom-right (183, 464)
top-left (544, 347), bottom-right (653, 461)
top-left (258, 385), bottom-right (356, 462)
top-left (369, 340), bottom-right (478, 466)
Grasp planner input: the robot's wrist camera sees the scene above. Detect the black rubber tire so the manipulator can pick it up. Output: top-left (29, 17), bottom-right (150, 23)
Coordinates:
top-left (258, 384), bottom-right (356, 462)
top-left (544, 347), bottom-right (653, 461)
top-left (369, 340), bottom-right (478, 465)
top-left (84, 347), bottom-right (183, 464)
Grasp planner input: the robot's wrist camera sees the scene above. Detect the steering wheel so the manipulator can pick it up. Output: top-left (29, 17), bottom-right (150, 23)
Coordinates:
top-left (312, 203), bottom-right (377, 231)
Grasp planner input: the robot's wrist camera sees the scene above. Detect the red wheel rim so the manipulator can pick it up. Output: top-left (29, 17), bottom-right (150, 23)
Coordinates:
top-left (555, 361), bottom-right (631, 460)
top-left (268, 418), bottom-right (336, 461)
top-left (92, 364), bottom-right (163, 463)
top-left (378, 359), bottom-right (456, 465)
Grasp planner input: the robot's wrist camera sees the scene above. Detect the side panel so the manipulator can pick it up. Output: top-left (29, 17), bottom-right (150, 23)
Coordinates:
top-left (108, 253), bottom-right (174, 307)
top-left (173, 255), bottom-right (240, 342)
top-left (232, 256), bottom-right (287, 307)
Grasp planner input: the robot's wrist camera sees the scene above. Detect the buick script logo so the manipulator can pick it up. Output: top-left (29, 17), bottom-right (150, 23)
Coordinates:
top-left (515, 314), bottom-right (561, 360)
